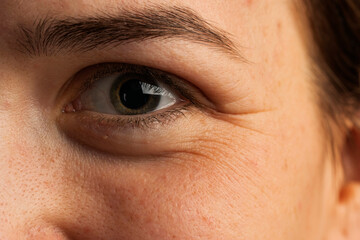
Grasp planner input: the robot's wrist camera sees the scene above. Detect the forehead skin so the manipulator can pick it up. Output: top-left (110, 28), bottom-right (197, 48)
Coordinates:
top-left (0, 0), bottom-right (336, 240)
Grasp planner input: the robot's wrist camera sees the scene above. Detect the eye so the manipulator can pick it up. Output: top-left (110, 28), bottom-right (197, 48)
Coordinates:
top-left (58, 63), bottom-right (206, 155)
top-left (64, 64), bottom-right (188, 117)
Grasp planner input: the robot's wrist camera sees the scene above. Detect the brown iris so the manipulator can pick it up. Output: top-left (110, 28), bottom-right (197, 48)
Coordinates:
top-left (110, 73), bottom-right (161, 115)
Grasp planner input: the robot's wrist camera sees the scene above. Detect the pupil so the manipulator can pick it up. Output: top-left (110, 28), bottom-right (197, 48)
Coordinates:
top-left (119, 79), bottom-right (149, 109)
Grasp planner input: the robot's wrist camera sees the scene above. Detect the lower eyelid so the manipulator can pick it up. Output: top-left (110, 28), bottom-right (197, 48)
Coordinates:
top-left (57, 104), bottom-right (192, 156)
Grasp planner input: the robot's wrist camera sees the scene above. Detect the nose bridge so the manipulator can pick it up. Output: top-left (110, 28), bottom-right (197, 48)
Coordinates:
top-left (0, 127), bottom-right (51, 239)
top-left (25, 225), bottom-right (71, 240)
top-left (0, 147), bottom-right (74, 239)
top-left (0, 92), bottom-right (70, 239)
top-left (0, 150), bottom-right (69, 239)
top-left (0, 223), bottom-right (72, 240)
top-left (0, 12), bottom-right (81, 239)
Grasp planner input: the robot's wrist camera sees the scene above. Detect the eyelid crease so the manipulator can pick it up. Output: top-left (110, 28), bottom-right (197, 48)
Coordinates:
top-left (78, 63), bottom-right (209, 111)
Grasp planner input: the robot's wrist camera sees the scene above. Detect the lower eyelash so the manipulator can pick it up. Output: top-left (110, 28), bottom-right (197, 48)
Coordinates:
top-left (83, 103), bottom-right (192, 131)
top-left (126, 106), bottom-right (190, 129)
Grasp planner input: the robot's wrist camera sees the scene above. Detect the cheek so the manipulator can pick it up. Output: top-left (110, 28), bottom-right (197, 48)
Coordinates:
top-left (45, 121), bottom-right (270, 239)
top-left (57, 114), bottom-right (322, 239)
top-left (0, 106), bottom-right (328, 240)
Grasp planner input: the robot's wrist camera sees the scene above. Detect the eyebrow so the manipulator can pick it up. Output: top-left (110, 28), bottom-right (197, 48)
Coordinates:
top-left (16, 5), bottom-right (242, 58)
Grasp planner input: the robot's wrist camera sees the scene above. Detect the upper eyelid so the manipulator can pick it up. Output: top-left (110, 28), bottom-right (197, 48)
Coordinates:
top-left (58, 62), bottom-right (214, 118)
top-left (82, 63), bottom-right (202, 107)
top-left (63, 63), bottom-right (196, 118)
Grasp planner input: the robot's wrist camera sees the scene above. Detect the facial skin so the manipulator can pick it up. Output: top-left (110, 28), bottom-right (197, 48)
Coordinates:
top-left (0, 0), bottom-right (359, 239)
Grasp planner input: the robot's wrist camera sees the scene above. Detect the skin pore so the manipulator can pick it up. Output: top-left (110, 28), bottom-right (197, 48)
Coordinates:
top-left (0, 0), bottom-right (359, 239)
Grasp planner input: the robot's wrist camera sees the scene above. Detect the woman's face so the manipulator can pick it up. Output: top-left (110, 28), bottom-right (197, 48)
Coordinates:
top-left (0, 0), bottom-right (345, 239)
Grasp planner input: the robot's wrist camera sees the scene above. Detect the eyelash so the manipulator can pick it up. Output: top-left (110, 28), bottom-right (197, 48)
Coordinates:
top-left (65, 63), bottom-right (197, 130)
top-left (85, 105), bottom-right (192, 131)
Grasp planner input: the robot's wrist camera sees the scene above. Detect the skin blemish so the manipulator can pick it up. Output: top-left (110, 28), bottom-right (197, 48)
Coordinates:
top-left (277, 21), bottom-right (283, 33)
top-left (245, 0), bottom-right (254, 7)
top-left (63, 98), bottom-right (82, 113)
top-left (0, 99), bottom-right (11, 111)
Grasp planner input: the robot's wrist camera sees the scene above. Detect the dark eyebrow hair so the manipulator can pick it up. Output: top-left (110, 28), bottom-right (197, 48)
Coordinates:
top-left (16, 5), bottom-right (242, 58)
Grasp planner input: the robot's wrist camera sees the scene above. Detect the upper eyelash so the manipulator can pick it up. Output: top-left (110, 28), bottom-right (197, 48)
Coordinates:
top-left (80, 63), bottom-right (200, 107)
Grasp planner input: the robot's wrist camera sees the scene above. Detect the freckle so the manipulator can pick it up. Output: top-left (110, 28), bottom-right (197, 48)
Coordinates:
top-left (282, 160), bottom-right (288, 171)
top-left (277, 21), bottom-right (282, 32)
top-left (82, 227), bottom-right (92, 234)
top-left (298, 202), bottom-right (302, 211)
top-left (246, 0), bottom-right (254, 7)
top-left (342, 228), bottom-right (349, 237)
